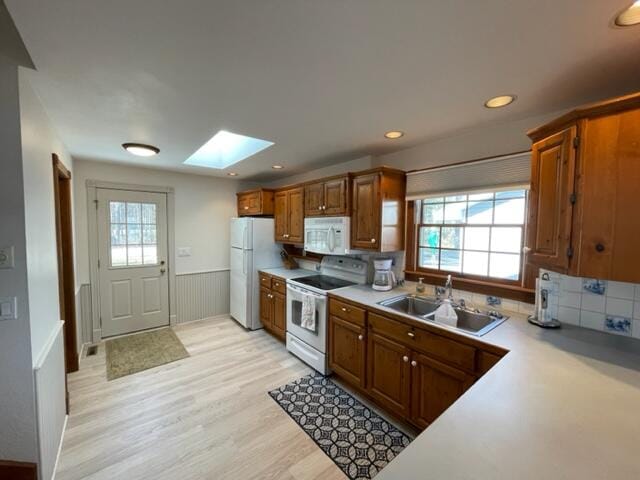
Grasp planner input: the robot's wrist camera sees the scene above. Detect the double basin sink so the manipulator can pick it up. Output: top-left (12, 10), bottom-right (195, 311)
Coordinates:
top-left (377, 294), bottom-right (507, 336)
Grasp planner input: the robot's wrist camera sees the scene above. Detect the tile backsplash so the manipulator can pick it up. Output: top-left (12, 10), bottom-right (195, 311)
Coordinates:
top-left (539, 269), bottom-right (640, 339)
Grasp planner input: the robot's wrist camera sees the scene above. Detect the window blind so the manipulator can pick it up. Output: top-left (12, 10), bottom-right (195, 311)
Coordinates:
top-left (406, 151), bottom-right (531, 200)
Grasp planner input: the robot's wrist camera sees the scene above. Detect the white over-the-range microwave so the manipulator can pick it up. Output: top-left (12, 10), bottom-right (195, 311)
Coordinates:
top-left (303, 216), bottom-right (359, 255)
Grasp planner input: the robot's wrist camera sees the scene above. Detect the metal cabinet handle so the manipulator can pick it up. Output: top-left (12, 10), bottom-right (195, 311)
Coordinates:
top-left (411, 360), bottom-right (417, 367)
top-left (358, 335), bottom-right (363, 341)
top-left (341, 307), bottom-right (349, 312)
top-left (407, 332), bottom-right (415, 338)
top-left (370, 238), bottom-right (376, 243)
top-left (274, 282), bottom-right (279, 287)
top-left (244, 206), bottom-right (249, 210)
top-left (522, 246), bottom-right (532, 253)
top-left (403, 356), bottom-right (409, 362)
top-left (595, 243), bottom-right (605, 252)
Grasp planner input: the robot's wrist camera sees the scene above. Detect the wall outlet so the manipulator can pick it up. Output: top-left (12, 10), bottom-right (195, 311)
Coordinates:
top-left (0, 297), bottom-right (17, 321)
top-left (0, 246), bottom-right (15, 269)
top-left (177, 247), bottom-right (192, 257)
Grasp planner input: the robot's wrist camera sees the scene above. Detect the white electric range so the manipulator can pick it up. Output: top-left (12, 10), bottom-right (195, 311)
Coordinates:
top-left (286, 256), bottom-right (367, 374)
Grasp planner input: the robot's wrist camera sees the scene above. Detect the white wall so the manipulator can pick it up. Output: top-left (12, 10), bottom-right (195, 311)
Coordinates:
top-left (19, 70), bottom-right (75, 364)
top-left (266, 155), bottom-right (373, 188)
top-left (373, 111), bottom-right (564, 171)
top-left (73, 160), bottom-right (241, 283)
top-left (0, 59), bottom-right (38, 464)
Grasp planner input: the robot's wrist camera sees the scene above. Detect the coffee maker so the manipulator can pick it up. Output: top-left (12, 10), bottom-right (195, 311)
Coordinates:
top-left (372, 258), bottom-right (396, 291)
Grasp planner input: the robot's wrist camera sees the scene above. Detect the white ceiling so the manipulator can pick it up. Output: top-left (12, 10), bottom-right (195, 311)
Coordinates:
top-left (7, 0), bottom-right (640, 181)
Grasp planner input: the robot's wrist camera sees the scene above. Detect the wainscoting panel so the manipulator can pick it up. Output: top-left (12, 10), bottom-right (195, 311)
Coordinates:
top-left (176, 270), bottom-right (230, 323)
top-left (33, 321), bottom-right (66, 480)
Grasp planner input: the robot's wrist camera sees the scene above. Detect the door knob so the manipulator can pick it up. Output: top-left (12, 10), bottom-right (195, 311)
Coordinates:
top-left (358, 335), bottom-right (363, 341)
top-left (160, 260), bottom-right (166, 265)
top-left (160, 268), bottom-right (166, 274)
top-left (403, 356), bottom-right (409, 362)
top-left (370, 238), bottom-right (376, 243)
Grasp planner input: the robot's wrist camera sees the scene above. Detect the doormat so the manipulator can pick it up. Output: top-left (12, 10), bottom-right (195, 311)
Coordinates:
top-left (105, 328), bottom-right (189, 381)
top-left (269, 373), bottom-right (412, 480)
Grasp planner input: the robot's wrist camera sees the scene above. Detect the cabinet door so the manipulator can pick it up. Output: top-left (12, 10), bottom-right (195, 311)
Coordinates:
top-left (367, 331), bottom-right (411, 418)
top-left (271, 291), bottom-right (286, 339)
top-left (576, 110), bottom-right (640, 283)
top-left (329, 315), bottom-right (366, 389)
top-left (351, 173), bottom-right (381, 250)
top-left (287, 188), bottom-right (305, 244)
top-left (526, 127), bottom-right (577, 273)
top-left (259, 287), bottom-right (273, 330)
top-left (324, 178), bottom-right (348, 215)
top-left (305, 182), bottom-right (325, 216)
top-left (410, 352), bottom-right (474, 429)
top-left (274, 191), bottom-right (288, 242)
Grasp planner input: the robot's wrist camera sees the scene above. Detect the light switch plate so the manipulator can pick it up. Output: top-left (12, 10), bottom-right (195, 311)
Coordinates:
top-left (0, 297), bottom-right (17, 321)
top-left (0, 246), bottom-right (15, 269)
top-left (177, 247), bottom-right (192, 257)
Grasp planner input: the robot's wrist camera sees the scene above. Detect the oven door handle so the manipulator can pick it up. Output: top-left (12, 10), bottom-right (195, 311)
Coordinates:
top-left (287, 284), bottom-right (326, 300)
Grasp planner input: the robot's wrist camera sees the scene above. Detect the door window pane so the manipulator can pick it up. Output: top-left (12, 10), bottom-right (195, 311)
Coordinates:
top-left (109, 201), bottom-right (159, 267)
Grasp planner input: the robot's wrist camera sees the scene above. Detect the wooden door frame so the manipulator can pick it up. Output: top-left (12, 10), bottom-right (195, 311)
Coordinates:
top-left (53, 154), bottom-right (79, 374)
top-left (86, 180), bottom-right (177, 341)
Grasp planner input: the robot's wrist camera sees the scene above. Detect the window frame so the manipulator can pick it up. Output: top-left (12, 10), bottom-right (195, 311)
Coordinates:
top-left (407, 190), bottom-right (529, 289)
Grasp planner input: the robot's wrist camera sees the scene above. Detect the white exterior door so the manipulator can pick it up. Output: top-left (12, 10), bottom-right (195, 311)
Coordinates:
top-left (97, 188), bottom-right (169, 337)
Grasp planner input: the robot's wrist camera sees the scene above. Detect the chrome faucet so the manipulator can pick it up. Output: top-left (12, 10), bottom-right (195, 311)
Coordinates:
top-left (445, 274), bottom-right (453, 301)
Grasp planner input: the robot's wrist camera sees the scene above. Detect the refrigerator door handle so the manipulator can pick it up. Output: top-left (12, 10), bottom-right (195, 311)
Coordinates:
top-left (243, 250), bottom-right (247, 275)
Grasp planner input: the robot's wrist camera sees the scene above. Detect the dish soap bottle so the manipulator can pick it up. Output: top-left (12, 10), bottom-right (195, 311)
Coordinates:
top-left (416, 277), bottom-right (426, 294)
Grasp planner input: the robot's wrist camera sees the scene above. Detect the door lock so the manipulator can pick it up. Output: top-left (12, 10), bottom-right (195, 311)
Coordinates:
top-left (160, 268), bottom-right (166, 274)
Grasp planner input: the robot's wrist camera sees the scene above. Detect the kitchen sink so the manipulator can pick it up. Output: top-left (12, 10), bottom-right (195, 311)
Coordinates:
top-left (377, 294), bottom-right (507, 336)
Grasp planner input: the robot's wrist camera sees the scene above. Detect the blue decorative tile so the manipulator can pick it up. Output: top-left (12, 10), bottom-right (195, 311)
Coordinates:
top-left (486, 296), bottom-right (501, 306)
top-left (583, 279), bottom-right (606, 295)
top-left (604, 316), bottom-right (632, 335)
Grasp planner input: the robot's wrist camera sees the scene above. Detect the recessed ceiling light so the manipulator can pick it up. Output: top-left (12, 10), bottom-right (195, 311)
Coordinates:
top-left (227, 172), bottom-right (238, 177)
top-left (615, 1), bottom-right (640, 26)
top-left (484, 95), bottom-right (517, 108)
top-left (384, 131), bottom-right (404, 139)
top-left (122, 143), bottom-right (160, 157)
top-left (183, 130), bottom-right (274, 169)
top-left (272, 165), bottom-right (284, 170)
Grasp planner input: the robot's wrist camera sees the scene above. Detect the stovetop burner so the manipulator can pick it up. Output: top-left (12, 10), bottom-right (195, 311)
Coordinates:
top-left (290, 275), bottom-right (357, 291)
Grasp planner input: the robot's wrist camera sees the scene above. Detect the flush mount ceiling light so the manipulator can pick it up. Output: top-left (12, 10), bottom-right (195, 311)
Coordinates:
top-left (122, 142), bottom-right (160, 157)
top-left (227, 172), bottom-right (238, 177)
top-left (484, 95), bottom-right (517, 108)
top-left (272, 165), bottom-right (284, 170)
top-left (184, 130), bottom-right (274, 169)
top-left (615, 1), bottom-right (640, 26)
top-left (384, 131), bottom-right (404, 139)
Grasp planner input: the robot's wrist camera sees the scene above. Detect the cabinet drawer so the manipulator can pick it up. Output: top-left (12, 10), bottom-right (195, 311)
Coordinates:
top-left (329, 298), bottom-right (366, 327)
top-left (271, 276), bottom-right (286, 294)
top-left (369, 312), bottom-right (476, 372)
top-left (259, 273), bottom-right (272, 289)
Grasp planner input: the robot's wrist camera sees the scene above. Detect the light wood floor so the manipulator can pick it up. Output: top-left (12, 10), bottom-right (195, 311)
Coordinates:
top-left (56, 316), bottom-right (347, 480)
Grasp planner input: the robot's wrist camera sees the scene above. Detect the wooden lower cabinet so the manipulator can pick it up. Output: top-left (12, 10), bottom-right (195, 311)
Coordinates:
top-left (367, 331), bottom-right (411, 418)
top-left (259, 274), bottom-right (286, 341)
top-left (410, 353), bottom-right (475, 429)
top-left (329, 315), bottom-right (366, 389)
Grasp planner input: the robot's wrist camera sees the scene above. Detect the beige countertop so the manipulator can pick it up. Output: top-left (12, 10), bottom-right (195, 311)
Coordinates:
top-left (259, 267), bottom-right (316, 280)
top-left (330, 283), bottom-right (640, 480)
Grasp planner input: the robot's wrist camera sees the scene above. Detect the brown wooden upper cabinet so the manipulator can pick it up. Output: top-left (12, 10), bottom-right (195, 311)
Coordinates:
top-left (274, 187), bottom-right (304, 244)
top-left (237, 188), bottom-right (274, 216)
top-left (525, 92), bottom-right (640, 285)
top-left (351, 168), bottom-right (406, 252)
top-left (304, 176), bottom-right (349, 216)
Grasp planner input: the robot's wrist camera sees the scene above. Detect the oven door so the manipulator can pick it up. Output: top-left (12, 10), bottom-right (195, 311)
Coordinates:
top-left (286, 283), bottom-right (327, 352)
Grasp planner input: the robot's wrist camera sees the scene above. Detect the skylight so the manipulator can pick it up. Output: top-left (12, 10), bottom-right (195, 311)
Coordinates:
top-left (183, 130), bottom-right (274, 169)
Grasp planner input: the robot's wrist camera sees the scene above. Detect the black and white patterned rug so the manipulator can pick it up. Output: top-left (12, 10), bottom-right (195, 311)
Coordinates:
top-left (269, 373), bottom-right (412, 480)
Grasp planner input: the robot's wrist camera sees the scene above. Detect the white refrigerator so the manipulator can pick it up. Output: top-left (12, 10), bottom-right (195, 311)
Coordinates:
top-left (229, 217), bottom-right (281, 330)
